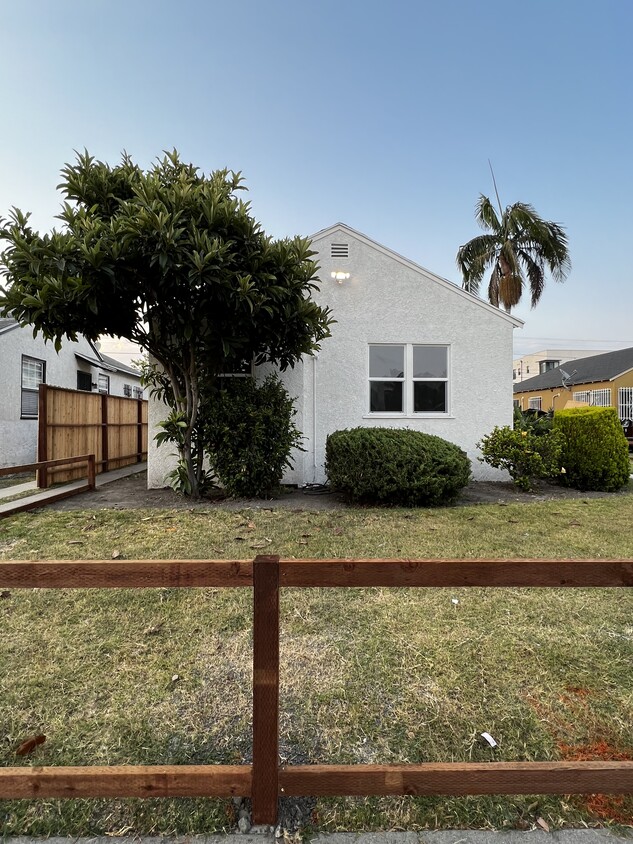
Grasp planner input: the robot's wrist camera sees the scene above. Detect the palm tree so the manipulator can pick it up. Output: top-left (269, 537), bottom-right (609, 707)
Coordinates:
top-left (457, 195), bottom-right (570, 311)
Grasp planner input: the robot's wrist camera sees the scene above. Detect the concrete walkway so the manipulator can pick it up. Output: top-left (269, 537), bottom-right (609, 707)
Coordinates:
top-left (0, 461), bottom-right (147, 515)
top-left (4, 831), bottom-right (631, 844)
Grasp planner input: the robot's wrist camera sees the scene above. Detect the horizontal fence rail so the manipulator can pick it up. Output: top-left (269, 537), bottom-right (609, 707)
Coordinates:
top-left (38, 384), bottom-right (148, 486)
top-left (0, 455), bottom-right (96, 519)
top-left (0, 555), bottom-right (631, 825)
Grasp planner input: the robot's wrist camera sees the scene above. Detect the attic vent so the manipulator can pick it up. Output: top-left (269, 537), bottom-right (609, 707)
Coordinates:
top-left (331, 243), bottom-right (349, 258)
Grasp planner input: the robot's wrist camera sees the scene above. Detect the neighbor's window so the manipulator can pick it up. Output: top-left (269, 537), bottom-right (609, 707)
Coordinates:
top-left (98, 373), bottom-right (110, 395)
top-left (528, 397), bottom-right (542, 410)
top-left (21, 355), bottom-right (45, 418)
top-left (133, 386), bottom-right (144, 400)
top-left (369, 344), bottom-right (448, 414)
top-left (123, 384), bottom-right (132, 397)
top-left (573, 389), bottom-right (611, 406)
top-left (77, 371), bottom-right (93, 392)
top-left (539, 359), bottom-right (560, 374)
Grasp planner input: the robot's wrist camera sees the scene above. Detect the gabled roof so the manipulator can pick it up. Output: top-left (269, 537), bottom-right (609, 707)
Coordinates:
top-left (310, 222), bottom-right (524, 328)
top-left (513, 346), bottom-right (633, 393)
top-left (99, 352), bottom-right (141, 378)
top-left (0, 317), bottom-right (19, 335)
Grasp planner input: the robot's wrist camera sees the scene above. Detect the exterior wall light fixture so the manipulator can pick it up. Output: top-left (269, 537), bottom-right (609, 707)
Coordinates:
top-left (331, 271), bottom-right (351, 283)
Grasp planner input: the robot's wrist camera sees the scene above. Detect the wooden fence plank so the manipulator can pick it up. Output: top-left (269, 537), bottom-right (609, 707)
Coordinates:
top-left (0, 765), bottom-right (251, 798)
top-left (252, 555), bottom-right (280, 825)
top-left (37, 383), bottom-right (48, 488)
top-left (279, 761), bottom-right (633, 796)
top-left (37, 385), bottom-right (147, 480)
top-left (0, 560), bottom-right (253, 589)
top-left (280, 559), bottom-right (633, 588)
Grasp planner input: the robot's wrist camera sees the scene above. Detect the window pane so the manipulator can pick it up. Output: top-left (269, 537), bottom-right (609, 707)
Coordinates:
top-left (369, 345), bottom-right (404, 378)
top-left (77, 371), bottom-right (93, 391)
top-left (370, 381), bottom-right (403, 412)
top-left (22, 358), bottom-right (44, 390)
top-left (21, 390), bottom-right (39, 417)
top-left (413, 346), bottom-right (447, 379)
top-left (414, 381), bottom-right (446, 412)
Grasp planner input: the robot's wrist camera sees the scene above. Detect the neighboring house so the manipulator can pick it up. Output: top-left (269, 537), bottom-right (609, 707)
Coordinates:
top-left (513, 346), bottom-right (633, 420)
top-left (0, 318), bottom-right (144, 468)
top-left (512, 349), bottom-right (613, 384)
top-left (148, 223), bottom-right (523, 487)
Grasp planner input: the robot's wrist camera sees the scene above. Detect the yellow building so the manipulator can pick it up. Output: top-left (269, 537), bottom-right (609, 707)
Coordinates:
top-left (513, 346), bottom-right (633, 420)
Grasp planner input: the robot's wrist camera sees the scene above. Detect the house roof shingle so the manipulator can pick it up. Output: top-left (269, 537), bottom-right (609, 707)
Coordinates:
top-left (0, 317), bottom-right (19, 334)
top-left (513, 346), bottom-right (633, 393)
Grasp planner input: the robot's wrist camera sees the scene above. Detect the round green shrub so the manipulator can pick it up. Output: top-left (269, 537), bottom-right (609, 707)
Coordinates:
top-left (325, 427), bottom-right (471, 506)
top-left (552, 406), bottom-right (630, 492)
top-left (477, 425), bottom-right (564, 491)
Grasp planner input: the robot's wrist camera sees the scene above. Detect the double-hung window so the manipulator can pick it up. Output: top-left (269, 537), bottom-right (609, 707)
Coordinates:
top-left (98, 373), bottom-right (110, 395)
top-left (369, 344), bottom-right (449, 414)
top-left (21, 355), bottom-right (45, 418)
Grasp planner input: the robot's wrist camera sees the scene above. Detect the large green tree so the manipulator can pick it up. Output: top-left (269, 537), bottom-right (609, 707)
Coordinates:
top-left (457, 195), bottom-right (570, 311)
top-left (0, 150), bottom-right (332, 496)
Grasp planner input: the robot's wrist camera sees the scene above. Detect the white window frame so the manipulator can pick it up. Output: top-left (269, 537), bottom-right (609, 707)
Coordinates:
top-left (97, 373), bottom-right (110, 395)
top-left (572, 390), bottom-right (590, 403)
top-left (528, 397), bottom-right (542, 410)
top-left (21, 355), bottom-right (45, 419)
top-left (618, 387), bottom-right (633, 421)
top-left (591, 388), bottom-right (611, 407)
top-left (367, 343), bottom-right (450, 417)
top-left (573, 389), bottom-right (611, 406)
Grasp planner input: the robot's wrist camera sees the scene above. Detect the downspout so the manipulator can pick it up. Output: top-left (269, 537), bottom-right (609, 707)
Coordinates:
top-left (312, 354), bottom-right (318, 482)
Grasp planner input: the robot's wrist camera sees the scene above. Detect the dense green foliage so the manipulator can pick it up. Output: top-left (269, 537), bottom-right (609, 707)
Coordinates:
top-left (202, 375), bottom-right (303, 498)
top-left (325, 427), bottom-right (471, 506)
top-left (477, 425), bottom-right (564, 491)
top-left (513, 406), bottom-right (554, 435)
top-left (553, 406), bottom-right (630, 491)
top-left (0, 151), bottom-right (332, 496)
top-left (457, 194), bottom-right (570, 310)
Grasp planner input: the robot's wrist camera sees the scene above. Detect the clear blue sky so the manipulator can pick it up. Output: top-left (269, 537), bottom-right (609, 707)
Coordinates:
top-left (2, 0), bottom-right (631, 356)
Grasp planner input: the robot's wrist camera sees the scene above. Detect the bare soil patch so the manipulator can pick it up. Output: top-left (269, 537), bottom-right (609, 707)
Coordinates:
top-left (46, 470), bottom-right (633, 512)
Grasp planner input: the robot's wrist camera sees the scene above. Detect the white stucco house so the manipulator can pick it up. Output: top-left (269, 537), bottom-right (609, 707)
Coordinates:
top-left (148, 223), bottom-right (523, 487)
top-left (0, 318), bottom-right (144, 468)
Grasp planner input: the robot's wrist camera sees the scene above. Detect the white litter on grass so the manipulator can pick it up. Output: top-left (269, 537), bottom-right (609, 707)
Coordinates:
top-left (451, 598), bottom-right (459, 605)
top-left (480, 732), bottom-right (498, 747)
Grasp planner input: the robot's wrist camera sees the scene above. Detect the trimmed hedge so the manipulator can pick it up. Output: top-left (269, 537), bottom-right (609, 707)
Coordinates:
top-left (552, 406), bottom-right (630, 492)
top-left (325, 427), bottom-right (471, 506)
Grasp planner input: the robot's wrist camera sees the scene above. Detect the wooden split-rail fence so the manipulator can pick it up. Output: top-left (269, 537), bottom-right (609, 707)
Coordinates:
top-left (0, 556), bottom-right (632, 825)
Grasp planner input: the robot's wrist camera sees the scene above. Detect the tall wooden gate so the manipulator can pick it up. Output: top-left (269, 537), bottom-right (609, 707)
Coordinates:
top-left (37, 384), bottom-right (148, 487)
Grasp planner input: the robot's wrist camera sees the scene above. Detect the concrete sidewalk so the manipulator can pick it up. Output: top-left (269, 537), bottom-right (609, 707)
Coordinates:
top-left (4, 831), bottom-right (631, 844)
top-left (0, 461), bottom-right (147, 515)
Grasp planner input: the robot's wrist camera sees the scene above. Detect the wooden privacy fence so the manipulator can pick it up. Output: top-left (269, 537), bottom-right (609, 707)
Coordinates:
top-left (0, 556), bottom-right (632, 825)
top-left (37, 384), bottom-right (147, 487)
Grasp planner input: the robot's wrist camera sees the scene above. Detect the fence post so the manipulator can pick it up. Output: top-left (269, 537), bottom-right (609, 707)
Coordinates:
top-left (37, 384), bottom-right (48, 488)
top-left (101, 394), bottom-right (109, 474)
top-left (87, 454), bottom-right (96, 490)
top-left (137, 400), bottom-right (143, 463)
top-left (252, 555), bottom-right (280, 826)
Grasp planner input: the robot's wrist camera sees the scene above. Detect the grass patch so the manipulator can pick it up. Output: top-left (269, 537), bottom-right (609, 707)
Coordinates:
top-left (1, 499), bottom-right (632, 834)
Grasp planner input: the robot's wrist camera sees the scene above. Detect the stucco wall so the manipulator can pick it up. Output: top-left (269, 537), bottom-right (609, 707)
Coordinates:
top-left (289, 229), bottom-right (516, 483)
top-left (0, 327), bottom-right (143, 469)
top-left (147, 226), bottom-right (519, 488)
